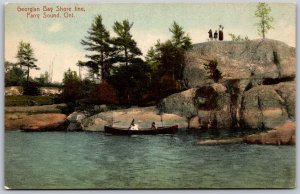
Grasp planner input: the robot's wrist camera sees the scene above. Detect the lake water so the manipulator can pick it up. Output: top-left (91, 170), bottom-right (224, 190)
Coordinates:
top-left (5, 130), bottom-right (295, 189)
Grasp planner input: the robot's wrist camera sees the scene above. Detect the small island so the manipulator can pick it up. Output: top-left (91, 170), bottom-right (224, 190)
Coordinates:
top-left (4, 2), bottom-right (296, 189)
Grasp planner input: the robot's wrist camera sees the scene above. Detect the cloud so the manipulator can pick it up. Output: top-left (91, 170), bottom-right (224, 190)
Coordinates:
top-left (5, 33), bottom-right (85, 82)
top-left (48, 23), bottom-right (64, 33)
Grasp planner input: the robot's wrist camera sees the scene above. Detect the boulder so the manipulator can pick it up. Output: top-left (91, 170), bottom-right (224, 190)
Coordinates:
top-left (5, 113), bottom-right (67, 131)
top-left (243, 121), bottom-right (295, 145)
top-left (189, 116), bottom-right (200, 128)
top-left (40, 87), bottom-right (62, 96)
top-left (162, 88), bottom-right (198, 118)
top-left (196, 83), bottom-right (232, 129)
top-left (197, 138), bottom-right (243, 145)
top-left (67, 111), bottom-right (88, 123)
top-left (184, 39), bottom-right (295, 87)
top-left (81, 106), bottom-right (188, 132)
top-left (274, 81), bottom-right (295, 119)
top-left (66, 111), bottom-right (88, 131)
top-left (5, 86), bottom-right (22, 96)
top-left (242, 85), bottom-right (289, 129)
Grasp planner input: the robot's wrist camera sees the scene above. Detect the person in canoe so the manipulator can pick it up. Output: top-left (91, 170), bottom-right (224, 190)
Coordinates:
top-left (151, 122), bottom-right (157, 130)
top-left (129, 119), bottom-right (139, 130)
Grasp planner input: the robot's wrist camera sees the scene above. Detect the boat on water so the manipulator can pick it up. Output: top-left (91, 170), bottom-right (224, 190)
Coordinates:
top-left (104, 125), bottom-right (178, 135)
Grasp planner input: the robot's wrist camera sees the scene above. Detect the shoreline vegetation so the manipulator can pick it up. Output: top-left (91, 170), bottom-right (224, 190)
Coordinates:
top-left (5, 39), bottom-right (296, 146)
top-left (5, 3), bottom-right (295, 145)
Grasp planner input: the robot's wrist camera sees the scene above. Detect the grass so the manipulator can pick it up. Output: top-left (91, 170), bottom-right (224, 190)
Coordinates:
top-left (5, 95), bottom-right (58, 106)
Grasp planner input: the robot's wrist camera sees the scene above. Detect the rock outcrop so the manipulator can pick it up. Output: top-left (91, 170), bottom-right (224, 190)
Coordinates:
top-left (81, 106), bottom-right (188, 132)
top-left (5, 86), bottom-right (62, 96)
top-left (197, 121), bottom-right (295, 145)
top-left (66, 111), bottom-right (89, 131)
top-left (243, 121), bottom-right (295, 145)
top-left (5, 113), bottom-right (67, 131)
top-left (184, 39), bottom-right (295, 87)
top-left (5, 86), bottom-right (22, 96)
top-left (162, 39), bottom-right (295, 131)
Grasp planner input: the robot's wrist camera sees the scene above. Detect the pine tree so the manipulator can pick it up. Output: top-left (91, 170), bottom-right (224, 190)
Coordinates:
top-left (169, 21), bottom-right (192, 50)
top-left (112, 19), bottom-right (142, 67)
top-left (16, 41), bottom-right (39, 82)
top-left (255, 2), bottom-right (274, 39)
top-left (81, 15), bottom-right (112, 82)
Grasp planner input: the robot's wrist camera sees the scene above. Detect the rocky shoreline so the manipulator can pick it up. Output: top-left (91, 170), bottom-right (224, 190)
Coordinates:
top-left (4, 40), bottom-right (296, 145)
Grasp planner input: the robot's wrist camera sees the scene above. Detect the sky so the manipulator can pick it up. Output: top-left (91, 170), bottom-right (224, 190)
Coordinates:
top-left (4, 3), bottom-right (296, 82)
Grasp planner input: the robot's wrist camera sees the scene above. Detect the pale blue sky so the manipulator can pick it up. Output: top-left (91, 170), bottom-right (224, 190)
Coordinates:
top-left (5, 3), bottom-right (295, 82)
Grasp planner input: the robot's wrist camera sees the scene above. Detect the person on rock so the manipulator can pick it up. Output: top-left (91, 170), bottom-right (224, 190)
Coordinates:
top-left (214, 30), bottom-right (218, 40)
top-left (218, 25), bottom-right (224, 41)
top-left (208, 29), bottom-right (213, 41)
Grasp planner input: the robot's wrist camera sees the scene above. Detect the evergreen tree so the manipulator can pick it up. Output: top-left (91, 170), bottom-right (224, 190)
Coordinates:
top-left (16, 41), bottom-right (39, 82)
top-left (112, 19), bottom-right (142, 67)
top-left (255, 2), bottom-right (274, 39)
top-left (169, 21), bottom-right (192, 50)
top-left (145, 44), bottom-right (161, 72)
top-left (81, 15), bottom-right (113, 82)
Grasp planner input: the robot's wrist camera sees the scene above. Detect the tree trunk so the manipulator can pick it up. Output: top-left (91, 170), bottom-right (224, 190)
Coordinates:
top-left (262, 15), bottom-right (265, 39)
top-left (100, 51), bottom-right (104, 83)
top-left (27, 66), bottom-right (30, 82)
top-left (125, 46), bottom-right (128, 67)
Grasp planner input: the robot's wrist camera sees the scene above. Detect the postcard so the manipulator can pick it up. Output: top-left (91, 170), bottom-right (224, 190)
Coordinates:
top-left (4, 2), bottom-right (296, 189)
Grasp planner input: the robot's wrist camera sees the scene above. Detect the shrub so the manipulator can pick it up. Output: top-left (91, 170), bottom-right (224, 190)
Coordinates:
top-left (92, 81), bottom-right (118, 104)
top-left (22, 81), bottom-right (41, 96)
top-left (203, 60), bottom-right (222, 83)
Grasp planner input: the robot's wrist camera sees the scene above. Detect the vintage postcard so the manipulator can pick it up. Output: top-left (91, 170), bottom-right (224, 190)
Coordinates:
top-left (4, 1), bottom-right (296, 189)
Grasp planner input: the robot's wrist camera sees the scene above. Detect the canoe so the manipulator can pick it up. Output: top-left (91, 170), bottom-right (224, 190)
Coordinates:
top-left (104, 125), bottom-right (178, 135)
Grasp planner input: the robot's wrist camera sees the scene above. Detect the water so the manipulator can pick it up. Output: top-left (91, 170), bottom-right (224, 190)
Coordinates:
top-left (5, 131), bottom-right (295, 189)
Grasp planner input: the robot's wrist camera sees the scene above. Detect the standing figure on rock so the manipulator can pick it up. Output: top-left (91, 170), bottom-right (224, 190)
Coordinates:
top-left (214, 30), bottom-right (218, 40)
top-left (218, 25), bottom-right (224, 41)
top-left (208, 29), bottom-right (213, 41)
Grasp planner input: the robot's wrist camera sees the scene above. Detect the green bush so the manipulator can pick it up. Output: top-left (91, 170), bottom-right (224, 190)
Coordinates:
top-left (22, 81), bottom-right (40, 96)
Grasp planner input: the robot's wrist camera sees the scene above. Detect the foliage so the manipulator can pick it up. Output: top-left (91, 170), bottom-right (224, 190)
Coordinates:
top-left (255, 2), bottom-right (273, 39)
top-left (34, 71), bottom-right (50, 86)
top-left (16, 41), bottom-right (39, 81)
top-left (145, 45), bottom-right (161, 72)
top-left (5, 66), bottom-right (26, 86)
top-left (108, 59), bottom-right (151, 105)
top-left (112, 19), bottom-right (142, 67)
top-left (81, 15), bottom-right (113, 81)
top-left (92, 81), bottom-right (118, 104)
top-left (159, 40), bottom-right (185, 81)
top-left (203, 60), bottom-right (222, 83)
top-left (22, 81), bottom-right (41, 96)
top-left (169, 21), bottom-right (192, 50)
top-left (228, 33), bottom-right (249, 41)
top-left (61, 69), bottom-right (84, 102)
top-left (5, 95), bottom-right (56, 106)
top-left (5, 61), bottom-right (15, 72)
top-left (144, 22), bottom-right (191, 100)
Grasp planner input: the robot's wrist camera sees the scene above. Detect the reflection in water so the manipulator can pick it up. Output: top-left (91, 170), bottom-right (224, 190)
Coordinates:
top-left (5, 131), bottom-right (295, 189)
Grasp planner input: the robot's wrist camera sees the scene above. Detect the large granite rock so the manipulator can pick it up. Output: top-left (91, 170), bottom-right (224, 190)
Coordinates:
top-left (81, 106), bottom-right (188, 132)
top-left (5, 113), bottom-right (67, 131)
top-left (66, 111), bottom-right (89, 131)
top-left (243, 121), bottom-right (295, 145)
top-left (162, 88), bottom-right (198, 118)
top-left (184, 39), bottom-right (295, 87)
top-left (5, 86), bottom-right (22, 96)
top-left (241, 81), bottom-right (295, 129)
top-left (197, 121), bottom-right (295, 145)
